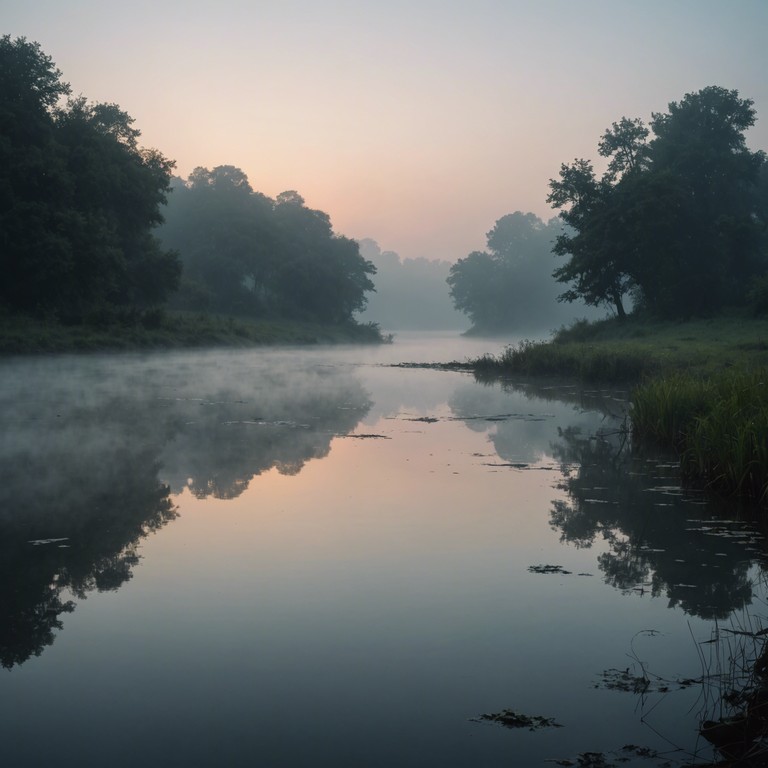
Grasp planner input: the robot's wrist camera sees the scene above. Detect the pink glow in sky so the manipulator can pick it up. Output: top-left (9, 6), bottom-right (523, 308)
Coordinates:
top-left (4, 0), bottom-right (767, 261)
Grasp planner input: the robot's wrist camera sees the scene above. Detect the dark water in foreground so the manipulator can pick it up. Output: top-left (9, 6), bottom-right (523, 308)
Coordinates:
top-left (1, 334), bottom-right (766, 767)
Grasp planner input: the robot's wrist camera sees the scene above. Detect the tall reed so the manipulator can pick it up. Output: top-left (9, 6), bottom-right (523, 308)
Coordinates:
top-left (632, 369), bottom-right (768, 505)
top-left (630, 373), bottom-right (715, 446)
top-left (682, 371), bottom-right (768, 503)
top-left (472, 340), bottom-right (653, 382)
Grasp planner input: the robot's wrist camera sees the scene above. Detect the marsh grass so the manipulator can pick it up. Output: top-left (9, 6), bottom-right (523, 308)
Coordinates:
top-left (632, 369), bottom-right (768, 504)
top-left (473, 339), bottom-right (657, 383)
top-left (630, 374), bottom-right (716, 445)
top-left (471, 316), bottom-right (768, 505)
top-left (473, 316), bottom-right (768, 383)
top-left (682, 371), bottom-right (768, 503)
top-left (691, 605), bottom-right (768, 766)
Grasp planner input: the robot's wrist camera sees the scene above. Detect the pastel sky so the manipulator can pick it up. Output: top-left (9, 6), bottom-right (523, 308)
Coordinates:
top-left (4, 0), bottom-right (767, 261)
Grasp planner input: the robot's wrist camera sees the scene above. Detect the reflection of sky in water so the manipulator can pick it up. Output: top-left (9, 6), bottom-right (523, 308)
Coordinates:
top-left (0, 337), bottom-right (763, 767)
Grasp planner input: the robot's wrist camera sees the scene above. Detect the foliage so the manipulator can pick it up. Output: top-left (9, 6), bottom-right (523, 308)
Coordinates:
top-left (0, 308), bottom-right (386, 354)
top-left (548, 156), bottom-right (635, 319)
top-left (447, 211), bottom-right (602, 332)
top-left (158, 172), bottom-right (376, 324)
top-left (548, 87), bottom-right (768, 319)
top-left (475, 329), bottom-right (768, 505)
top-left (630, 374), bottom-right (715, 445)
top-left (0, 36), bottom-right (180, 320)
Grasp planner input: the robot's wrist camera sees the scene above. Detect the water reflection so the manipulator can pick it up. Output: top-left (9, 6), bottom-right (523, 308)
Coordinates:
top-left (543, 391), bottom-right (764, 620)
top-left (449, 379), bottom-right (620, 465)
top-left (0, 352), bottom-right (371, 667)
top-left (0, 449), bottom-right (176, 668)
top-left (3, 345), bottom-right (768, 766)
top-left (158, 366), bottom-right (370, 497)
top-left (451, 378), bottom-right (766, 620)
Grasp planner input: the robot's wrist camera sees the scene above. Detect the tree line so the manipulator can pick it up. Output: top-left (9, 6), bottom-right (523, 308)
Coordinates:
top-left (0, 35), bottom-right (179, 321)
top-left (448, 87), bottom-right (768, 330)
top-left (547, 86), bottom-right (768, 319)
top-left (4, 35), bottom-right (767, 333)
top-left (447, 212), bottom-right (603, 333)
top-left (157, 170), bottom-right (374, 324)
top-left (0, 36), bottom-right (375, 327)
top-left (355, 239), bottom-right (464, 330)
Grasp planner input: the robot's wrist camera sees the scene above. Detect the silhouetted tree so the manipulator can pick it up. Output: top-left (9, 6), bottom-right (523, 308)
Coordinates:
top-left (159, 170), bottom-right (376, 323)
top-left (0, 36), bottom-right (180, 319)
top-left (447, 211), bottom-right (601, 332)
top-left (547, 120), bottom-right (651, 318)
top-left (549, 87), bottom-right (767, 319)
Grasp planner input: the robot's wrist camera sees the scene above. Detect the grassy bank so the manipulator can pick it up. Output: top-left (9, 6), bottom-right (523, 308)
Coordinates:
top-left (472, 315), bottom-right (768, 383)
top-left (632, 369), bottom-right (768, 504)
top-left (0, 310), bottom-right (387, 354)
top-left (469, 315), bottom-right (768, 506)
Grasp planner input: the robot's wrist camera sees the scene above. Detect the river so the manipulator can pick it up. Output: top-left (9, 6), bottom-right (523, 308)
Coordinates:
top-left (1, 333), bottom-right (766, 767)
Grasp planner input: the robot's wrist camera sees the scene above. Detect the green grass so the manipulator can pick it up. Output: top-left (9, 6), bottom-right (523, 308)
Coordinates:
top-left (0, 309), bottom-right (387, 354)
top-left (630, 373), bottom-right (716, 445)
top-left (631, 368), bottom-right (768, 504)
top-left (472, 314), bottom-right (768, 382)
top-left (472, 339), bottom-right (654, 383)
top-left (470, 314), bottom-right (768, 507)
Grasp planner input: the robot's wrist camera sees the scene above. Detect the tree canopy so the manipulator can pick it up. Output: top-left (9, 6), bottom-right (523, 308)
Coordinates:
top-left (446, 211), bottom-right (603, 332)
top-left (0, 36), bottom-right (180, 320)
top-left (548, 86), bottom-right (768, 319)
top-left (158, 169), bottom-right (376, 323)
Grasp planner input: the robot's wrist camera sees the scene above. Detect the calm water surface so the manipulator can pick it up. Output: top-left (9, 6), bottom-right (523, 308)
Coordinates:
top-left (1, 333), bottom-right (766, 767)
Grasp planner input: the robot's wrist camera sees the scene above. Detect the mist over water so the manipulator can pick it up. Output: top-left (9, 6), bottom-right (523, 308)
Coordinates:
top-left (1, 336), bottom-right (765, 767)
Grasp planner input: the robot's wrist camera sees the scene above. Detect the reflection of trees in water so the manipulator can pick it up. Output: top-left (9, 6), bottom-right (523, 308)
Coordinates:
top-left (451, 376), bottom-right (765, 620)
top-left (448, 380), bottom-right (613, 464)
top-left (0, 446), bottom-right (176, 668)
top-left (158, 370), bottom-right (371, 498)
top-left (550, 423), bottom-right (763, 620)
top-left (0, 355), bottom-right (371, 666)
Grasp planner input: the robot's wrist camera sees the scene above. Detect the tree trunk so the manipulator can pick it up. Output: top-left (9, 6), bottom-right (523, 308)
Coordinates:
top-left (613, 292), bottom-right (626, 320)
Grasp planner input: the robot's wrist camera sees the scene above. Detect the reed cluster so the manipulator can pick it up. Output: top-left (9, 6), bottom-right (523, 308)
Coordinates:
top-left (631, 369), bottom-right (768, 504)
top-left (472, 339), bottom-right (655, 383)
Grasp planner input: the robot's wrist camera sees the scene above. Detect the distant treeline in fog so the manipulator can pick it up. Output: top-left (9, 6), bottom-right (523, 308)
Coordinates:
top-left (355, 240), bottom-right (465, 330)
top-left (446, 212), bottom-right (604, 334)
top-left (157, 169), bottom-right (375, 324)
top-left (447, 87), bottom-right (768, 332)
top-left (358, 221), bottom-right (605, 334)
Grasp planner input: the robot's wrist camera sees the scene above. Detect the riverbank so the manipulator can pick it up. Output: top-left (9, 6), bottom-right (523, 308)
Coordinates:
top-left (469, 315), bottom-right (768, 507)
top-left (0, 310), bottom-right (388, 354)
top-left (471, 314), bottom-right (768, 383)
